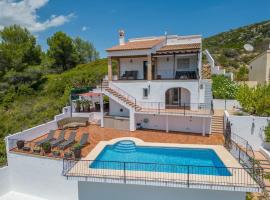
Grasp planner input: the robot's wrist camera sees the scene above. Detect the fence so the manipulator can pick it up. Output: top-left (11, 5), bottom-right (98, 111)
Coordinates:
top-left (224, 119), bottom-right (267, 196)
top-left (137, 102), bottom-right (213, 116)
top-left (62, 159), bottom-right (261, 192)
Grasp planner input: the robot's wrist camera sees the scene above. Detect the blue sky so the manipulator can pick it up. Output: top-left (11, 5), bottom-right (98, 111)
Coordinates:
top-left (2, 0), bottom-right (270, 58)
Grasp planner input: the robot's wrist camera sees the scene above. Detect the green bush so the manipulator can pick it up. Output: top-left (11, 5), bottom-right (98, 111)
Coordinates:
top-left (264, 122), bottom-right (270, 143)
top-left (236, 84), bottom-right (270, 116)
top-left (212, 75), bottom-right (239, 99)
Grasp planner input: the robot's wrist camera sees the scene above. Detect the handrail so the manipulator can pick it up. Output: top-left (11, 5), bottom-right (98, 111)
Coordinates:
top-left (108, 82), bottom-right (137, 108)
top-left (62, 159), bottom-right (262, 192)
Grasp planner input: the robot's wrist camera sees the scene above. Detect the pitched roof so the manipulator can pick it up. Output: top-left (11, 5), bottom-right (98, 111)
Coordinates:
top-left (157, 43), bottom-right (201, 52)
top-left (106, 39), bottom-right (164, 51)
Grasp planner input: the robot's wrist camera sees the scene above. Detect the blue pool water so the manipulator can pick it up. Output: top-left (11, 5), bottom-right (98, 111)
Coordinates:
top-left (90, 140), bottom-right (231, 176)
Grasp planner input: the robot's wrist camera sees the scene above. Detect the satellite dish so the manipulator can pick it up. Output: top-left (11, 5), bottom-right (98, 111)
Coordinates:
top-left (244, 44), bottom-right (254, 52)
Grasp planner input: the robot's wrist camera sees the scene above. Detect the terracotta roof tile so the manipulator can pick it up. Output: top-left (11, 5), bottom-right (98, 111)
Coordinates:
top-left (157, 43), bottom-right (201, 52)
top-left (106, 39), bottom-right (164, 51)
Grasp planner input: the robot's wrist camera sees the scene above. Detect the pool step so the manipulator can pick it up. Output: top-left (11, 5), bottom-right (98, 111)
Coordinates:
top-left (113, 140), bottom-right (136, 153)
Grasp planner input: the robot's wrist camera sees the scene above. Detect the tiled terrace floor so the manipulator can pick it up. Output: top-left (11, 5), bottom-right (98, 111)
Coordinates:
top-left (11, 125), bottom-right (224, 158)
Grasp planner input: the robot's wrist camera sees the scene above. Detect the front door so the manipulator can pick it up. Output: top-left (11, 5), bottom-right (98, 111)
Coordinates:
top-left (143, 61), bottom-right (148, 80)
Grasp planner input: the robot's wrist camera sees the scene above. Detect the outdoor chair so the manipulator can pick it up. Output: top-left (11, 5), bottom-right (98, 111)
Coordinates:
top-left (36, 130), bottom-right (56, 146)
top-left (59, 131), bottom-right (77, 149)
top-left (79, 133), bottom-right (89, 147)
top-left (50, 130), bottom-right (66, 148)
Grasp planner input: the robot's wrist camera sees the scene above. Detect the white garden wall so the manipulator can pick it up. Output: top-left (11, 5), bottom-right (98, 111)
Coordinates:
top-left (6, 106), bottom-right (71, 150)
top-left (135, 114), bottom-right (211, 134)
top-left (6, 153), bottom-right (78, 200)
top-left (0, 167), bottom-right (10, 197)
top-left (226, 113), bottom-right (270, 150)
top-left (78, 182), bottom-right (245, 200)
top-left (213, 99), bottom-right (241, 110)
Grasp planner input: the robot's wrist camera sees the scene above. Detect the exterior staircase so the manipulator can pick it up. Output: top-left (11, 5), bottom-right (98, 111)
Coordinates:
top-left (211, 115), bottom-right (224, 134)
top-left (101, 80), bottom-right (142, 111)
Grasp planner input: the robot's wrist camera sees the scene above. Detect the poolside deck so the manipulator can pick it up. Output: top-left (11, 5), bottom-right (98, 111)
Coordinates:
top-left (10, 124), bottom-right (224, 158)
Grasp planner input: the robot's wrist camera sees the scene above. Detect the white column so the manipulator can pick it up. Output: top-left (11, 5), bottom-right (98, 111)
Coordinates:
top-left (166, 115), bottom-right (169, 133)
top-left (100, 94), bottom-right (104, 128)
top-left (129, 110), bottom-right (135, 131)
top-left (202, 117), bottom-right (206, 136)
top-left (108, 56), bottom-right (112, 81)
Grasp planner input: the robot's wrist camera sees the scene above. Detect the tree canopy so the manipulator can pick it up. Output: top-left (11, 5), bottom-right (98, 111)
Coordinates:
top-left (212, 75), bottom-right (239, 99)
top-left (47, 31), bottom-right (79, 71)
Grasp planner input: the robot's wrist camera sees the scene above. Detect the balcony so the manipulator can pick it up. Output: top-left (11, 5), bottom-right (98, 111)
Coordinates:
top-left (62, 159), bottom-right (261, 193)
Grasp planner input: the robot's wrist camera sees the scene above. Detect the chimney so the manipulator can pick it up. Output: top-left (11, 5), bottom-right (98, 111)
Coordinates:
top-left (119, 29), bottom-right (125, 45)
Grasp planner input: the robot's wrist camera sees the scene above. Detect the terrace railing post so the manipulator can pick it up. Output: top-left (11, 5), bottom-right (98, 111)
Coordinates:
top-left (158, 102), bottom-right (160, 114)
top-left (184, 103), bottom-right (186, 115)
top-left (124, 162), bottom-right (126, 184)
top-left (135, 99), bottom-right (136, 111)
top-left (238, 147), bottom-right (241, 163)
top-left (187, 165), bottom-right (190, 188)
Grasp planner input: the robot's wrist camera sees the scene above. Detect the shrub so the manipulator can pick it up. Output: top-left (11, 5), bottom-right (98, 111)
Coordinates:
top-left (212, 75), bottom-right (238, 99)
top-left (264, 123), bottom-right (270, 143)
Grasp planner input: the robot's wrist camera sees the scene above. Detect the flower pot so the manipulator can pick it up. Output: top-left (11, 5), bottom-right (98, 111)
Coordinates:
top-left (263, 142), bottom-right (270, 151)
top-left (64, 152), bottom-right (73, 159)
top-left (73, 148), bottom-right (81, 159)
top-left (52, 151), bottom-right (60, 157)
top-left (16, 140), bottom-right (25, 149)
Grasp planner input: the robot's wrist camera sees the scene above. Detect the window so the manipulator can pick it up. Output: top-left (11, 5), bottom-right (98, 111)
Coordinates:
top-left (143, 88), bottom-right (148, 98)
top-left (177, 58), bottom-right (190, 69)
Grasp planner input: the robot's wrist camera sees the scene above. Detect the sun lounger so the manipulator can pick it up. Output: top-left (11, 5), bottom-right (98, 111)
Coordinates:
top-left (50, 130), bottom-right (65, 148)
top-left (79, 133), bottom-right (89, 147)
top-left (59, 131), bottom-right (76, 149)
top-left (36, 130), bottom-right (56, 146)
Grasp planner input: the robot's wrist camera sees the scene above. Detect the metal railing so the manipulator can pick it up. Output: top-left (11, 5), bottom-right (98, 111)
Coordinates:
top-left (136, 102), bottom-right (213, 115)
top-left (106, 81), bottom-right (137, 108)
top-left (223, 120), bottom-right (267, 196)
top-left (62, 159), bottom-right (261, 192)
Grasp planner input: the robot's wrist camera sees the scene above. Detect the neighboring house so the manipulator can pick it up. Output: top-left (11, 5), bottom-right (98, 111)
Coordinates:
top-left (249, 50), bottom-right (270, 84)
top-left (97, 30), bottom-right (215, 135)
top-left (204, 49), bottom-right (234, 80)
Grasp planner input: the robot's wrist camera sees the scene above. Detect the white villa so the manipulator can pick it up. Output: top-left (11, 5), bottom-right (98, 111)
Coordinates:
top-left (98, 30), bottom-right (214, 135)
top-left (0, 31), bottom-right (265, 200)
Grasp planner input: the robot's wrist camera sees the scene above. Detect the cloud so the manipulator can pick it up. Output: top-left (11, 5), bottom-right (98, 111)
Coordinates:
top-left (0, 0), bottom-right (74, 32)
top-left (81, 26), bottom-right (88, 31)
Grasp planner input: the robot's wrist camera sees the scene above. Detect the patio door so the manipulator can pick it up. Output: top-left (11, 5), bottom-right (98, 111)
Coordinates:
top-left (143, 61), bottom-right (148, 80)
top-left (166, 88), bottom-right (181, 107)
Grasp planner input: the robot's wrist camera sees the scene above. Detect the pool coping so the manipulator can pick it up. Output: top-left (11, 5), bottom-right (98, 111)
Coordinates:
top-left (66, 137), bottom-right (260, 192)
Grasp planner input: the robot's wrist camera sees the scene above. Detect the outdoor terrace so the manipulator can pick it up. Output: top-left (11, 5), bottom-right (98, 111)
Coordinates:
top-left (9, 124), bottom-right (224, 159)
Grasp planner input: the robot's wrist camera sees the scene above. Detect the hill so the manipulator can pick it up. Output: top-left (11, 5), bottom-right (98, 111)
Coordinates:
top-left (203, 20), bottom-right (270, 72)
top-left (0, 59), bottom-right (109, 165)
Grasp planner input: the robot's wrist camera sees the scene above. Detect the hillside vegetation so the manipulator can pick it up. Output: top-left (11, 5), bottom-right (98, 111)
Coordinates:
top-left (203, 20), bottom-right (270, 79)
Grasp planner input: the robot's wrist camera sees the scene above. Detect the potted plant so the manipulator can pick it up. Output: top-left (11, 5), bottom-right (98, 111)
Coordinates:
top-left (16, 140), bottom-right (25, 149)
top-left (42, 142), bottom-right (51, 154)
top-left (52, 150), bottom-right (61, 157)
top-left (33, 146), bottom-right (41, 154)
top-left (263, 122), bottom-right (270, 150)
top-left (72, 143), bottom-right (82, 159)
top-left (64, 151), bottom-right (73, 159)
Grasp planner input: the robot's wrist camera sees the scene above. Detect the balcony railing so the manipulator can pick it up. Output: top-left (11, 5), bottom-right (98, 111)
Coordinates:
top-left (136, 102), bottom-right (213, 116)
top-left (62, 159), bottom-right (261, 192)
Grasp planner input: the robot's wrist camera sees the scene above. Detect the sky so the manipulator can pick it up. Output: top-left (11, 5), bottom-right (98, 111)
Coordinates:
top-left (0, 0), bottom-right (270, 58)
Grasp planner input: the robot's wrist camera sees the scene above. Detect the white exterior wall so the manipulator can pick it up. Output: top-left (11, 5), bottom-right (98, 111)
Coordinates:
top-left (6, 153), bottom-right (78, 200)
top-left (135, 114), bottom-right (211, 134)
top-left (0, 167), bottom-right (10, 196)
top-left (78, 182), bottom-right (245, 200)
top-left (111, 80), bottom-right (200, 105)
top-left (109, 98), bottom-right (130, 117)
top-left (119, 57), bottom-right (146, 79)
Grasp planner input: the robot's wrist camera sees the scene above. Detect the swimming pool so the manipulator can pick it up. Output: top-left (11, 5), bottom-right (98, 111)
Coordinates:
top-left (90, 140), bottom-right (231, 176)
